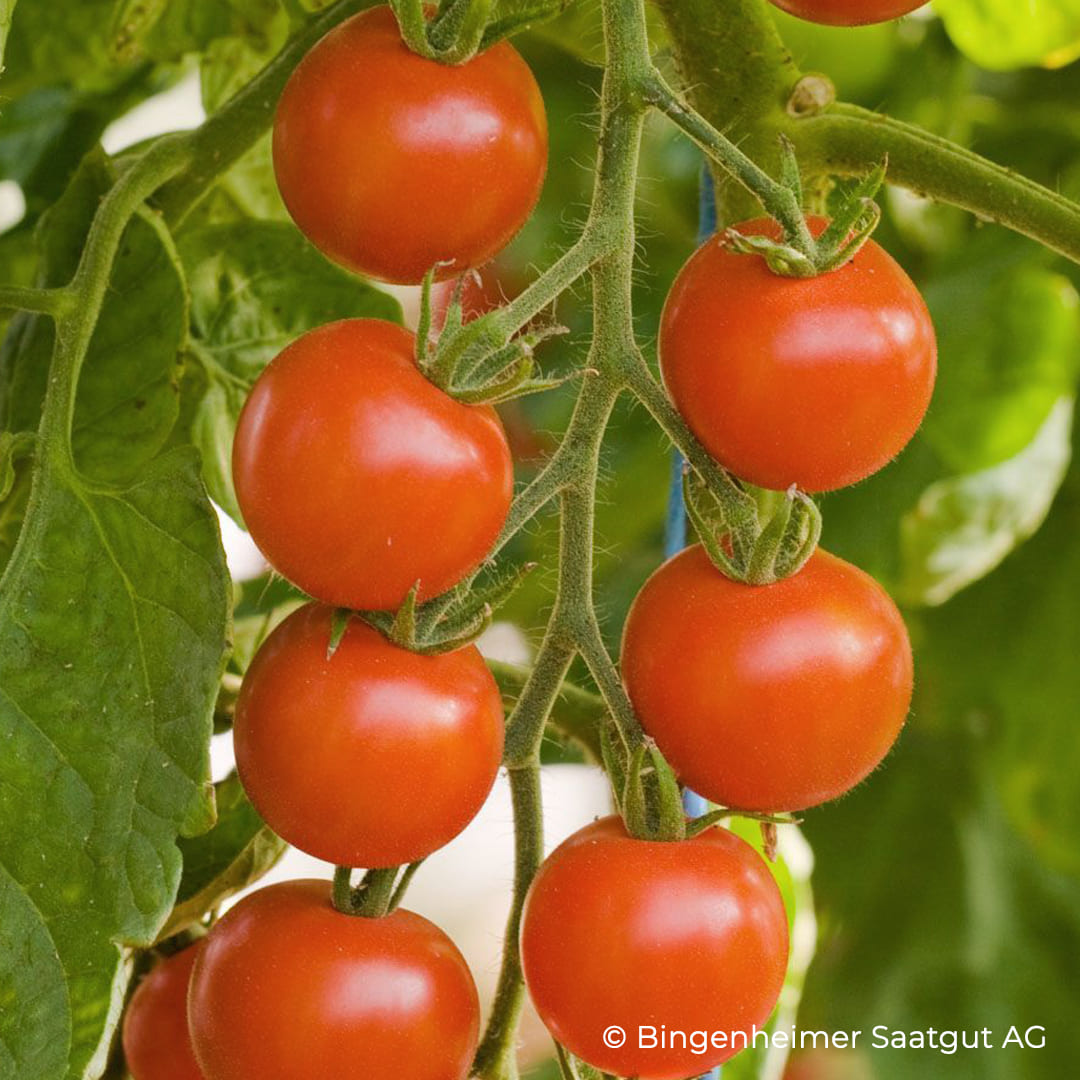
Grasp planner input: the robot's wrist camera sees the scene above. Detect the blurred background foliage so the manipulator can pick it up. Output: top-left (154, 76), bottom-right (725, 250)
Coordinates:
top-left (2, 2), bottom-right (1080, 1079)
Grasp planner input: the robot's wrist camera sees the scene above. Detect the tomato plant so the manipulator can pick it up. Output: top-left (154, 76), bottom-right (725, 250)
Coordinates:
top-left (3, 2), bottom-right (1080, 1080)
top-left (766, 0), bottom-right (924, 25)
top-left (189, 879), bottom-right (480, 1079)
top-left (621, 545), bottom-right (914, 811)
top-left (521, 816), bottom-right (789, 1078)
top-left (122, 944), bottom-right (205, 1080)
top-left (273, 5), bottom-right (548, 284)
top-left (235, 603), bottom-right (504, 867)
top-left (232, 318), bottom-right (513, 610)
top-left (660, 217), bottom-right (937, 493)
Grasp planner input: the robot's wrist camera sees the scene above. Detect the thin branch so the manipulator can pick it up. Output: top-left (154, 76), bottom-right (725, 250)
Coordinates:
top-left (0, 286), bottom-right (72, 318)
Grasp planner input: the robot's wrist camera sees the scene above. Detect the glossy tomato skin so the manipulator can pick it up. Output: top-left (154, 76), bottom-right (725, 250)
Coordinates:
top-left (768, 0), bottom-right (924, 25)
top-left (520, 816), bottom-right (789, 1079)
top-left (659, 217), bottom-right (936, 492)
top-left (234, 604), bottom-right (504, 867)
top-left (621, 546), bottom-right (913, 812)
top-left (232, 319), bottom-right (513, 610)
top-left (273, 5), bottom-right (547, 284)
top-left (122, 944), bottom-right (205, 1080)
top-left (189, 880), bottom-right (480, 1080)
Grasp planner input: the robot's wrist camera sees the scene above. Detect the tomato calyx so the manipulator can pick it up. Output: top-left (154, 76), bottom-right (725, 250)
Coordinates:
top-left (332, 864), bottom-right (421, 918)
top-left (727, 140), bottom-right (888, 278)
top-left (352, 560), bottom-right (537, 655)
top-left (601, 724), bottom-right (798, 842)
top-left (416, 269), bottom-right (571, 405)
top-left (682, 467), bottom-right (822, 585)
top-left (389, 0), bottom-right (490, 64)
top-left (390, 0), bottom-right (551, 64)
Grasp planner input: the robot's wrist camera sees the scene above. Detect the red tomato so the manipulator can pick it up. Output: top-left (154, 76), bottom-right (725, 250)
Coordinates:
top-left (122, 944), bottom-right (204, 1080)
top-left (273, 5), bottom-right (548, 284)
top-left (621, 545), bottom-right (913, 812)
top-left (768, 0), bottom-right (924, 24)
top-left (659, 217), bottom-right (936, 492)
top-left (189, 880), bottom-right (480, 1080)
top-left (232, 319), bottom-right (513, 610)
top-left (520, 816), bottom-right (789, 1079)
top-left (234, 603), bottom-right (504, 867)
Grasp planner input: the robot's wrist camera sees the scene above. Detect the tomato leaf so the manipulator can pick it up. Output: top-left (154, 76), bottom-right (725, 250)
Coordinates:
top-left (803, 450), bottom-right (1080, 1070)
top-left (922, 263), bottom-right (1080, 474)
top-left (0, 153), bottom-right (229, 1080)
top-left (898, 398), bottom-right (1073, 606)
top-left (934, 0), bottom-right (1080, 71)
top-left (0, 0), bottom-right (15, 66)
top-left (158, 774), bottom-right (286, 941)
top-left (177, 220), bottom-right (401, 521)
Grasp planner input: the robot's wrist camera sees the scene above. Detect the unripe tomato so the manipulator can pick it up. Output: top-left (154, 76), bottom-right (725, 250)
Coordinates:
top-left (122, 944), bottom-right (205, 1080)
top-left (659, 217), bottom-right (936, 492)
top-left (520, 816), bottom-right (789, 1079)
top-left (273, 5), bottom-right (548, 284)
top-left (232, 319), bottom-right (513, 610)
top-left (234, 604), bottom-right (504, 867)
top-left (189, 880), bottom-right (480, 1080)
top-left (767, 0), bottom-right (925, 25)
top-left (621, 546), bottom-right (913, 812)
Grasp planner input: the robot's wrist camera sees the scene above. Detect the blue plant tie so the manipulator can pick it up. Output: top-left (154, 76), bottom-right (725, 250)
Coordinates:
top-left (664, 164), bottom-right (722, 1080)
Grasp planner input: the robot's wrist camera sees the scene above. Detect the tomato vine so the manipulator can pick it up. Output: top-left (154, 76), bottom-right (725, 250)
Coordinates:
top-left (3, 0), bottom-right (1080, 1078)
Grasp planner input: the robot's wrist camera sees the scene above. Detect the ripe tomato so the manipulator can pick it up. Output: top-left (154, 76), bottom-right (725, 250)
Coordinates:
top-left (621, 546), bottom-right (913, 812)
top-left (767, 0), bottom-right (925, 25)
top-left (234, 603), bottom-right (504, 867)
top-left (189, 880), bottom-right (480, 1080)
top-left (273, 5), bottom-right (548, 284)
top-left (659, 217), bottom-right (936, 492)
top-left (232, 319), bottom-right (513, 610)
top-left (122, 943), bottom-right (204, 1080)
top-left (520, 816), bottom-right (789, 1079)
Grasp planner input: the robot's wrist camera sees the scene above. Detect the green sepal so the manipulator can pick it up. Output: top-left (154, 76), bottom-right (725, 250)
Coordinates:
top-left (327, 607), bottom-right (353, 658)
top-left (362, 562), bottom-right (537, 655)
top-left (683, 470), bottom-right (821, 585)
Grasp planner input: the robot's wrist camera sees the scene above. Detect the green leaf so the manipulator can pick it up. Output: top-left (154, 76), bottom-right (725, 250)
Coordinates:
top-left (898, 398), bottom-right (1073, 606)
top-left (0, 153), bottom-right (229, 1080)
top-left (922, 264), bottom-right (1080, 474)
top-left (177, 220), bottom-right (401, 520)
top-left (802, 445), bottom-right (1080, 1079)
top-left (4, 172), bottom-right (188, 484)
top-left (0, 1), bottom-right (126, 99)
top-left (158, 773), bottom-right (286, 941)
top-left (934, 0), bottom-right (1080, 71)
top-left (111, 0), bottom-right (288, 71)
top-left (199, 11), bottom-right (291, 112)
top-left (0, 0), bottom-right (15, 68)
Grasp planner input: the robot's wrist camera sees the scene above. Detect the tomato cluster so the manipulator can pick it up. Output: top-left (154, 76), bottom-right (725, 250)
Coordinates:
top-left (118, 8), bottom-right (547, 1080)
top-left (122, 5), bottom-right (936, 1080)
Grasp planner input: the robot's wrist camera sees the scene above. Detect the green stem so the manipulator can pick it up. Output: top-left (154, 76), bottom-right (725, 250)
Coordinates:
top-left (41, 136), bottom-right (193, 461)
top-left (496, 232), bottom-right (605, 335)
top-left (470, 762), bottom-right (543, 1080)
top-left (487, 660), bottom-right (605, 761)
top-left (0, 286), bottom-right (72, 317)
top-left (789, 102), bottom-right (1080, 265)
top-left (650, 0), bottom-right (800, 223)
top-left (473, 2), bottom-right (654, 1073)
top-left (642, 71), bottom-right (814, 251)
